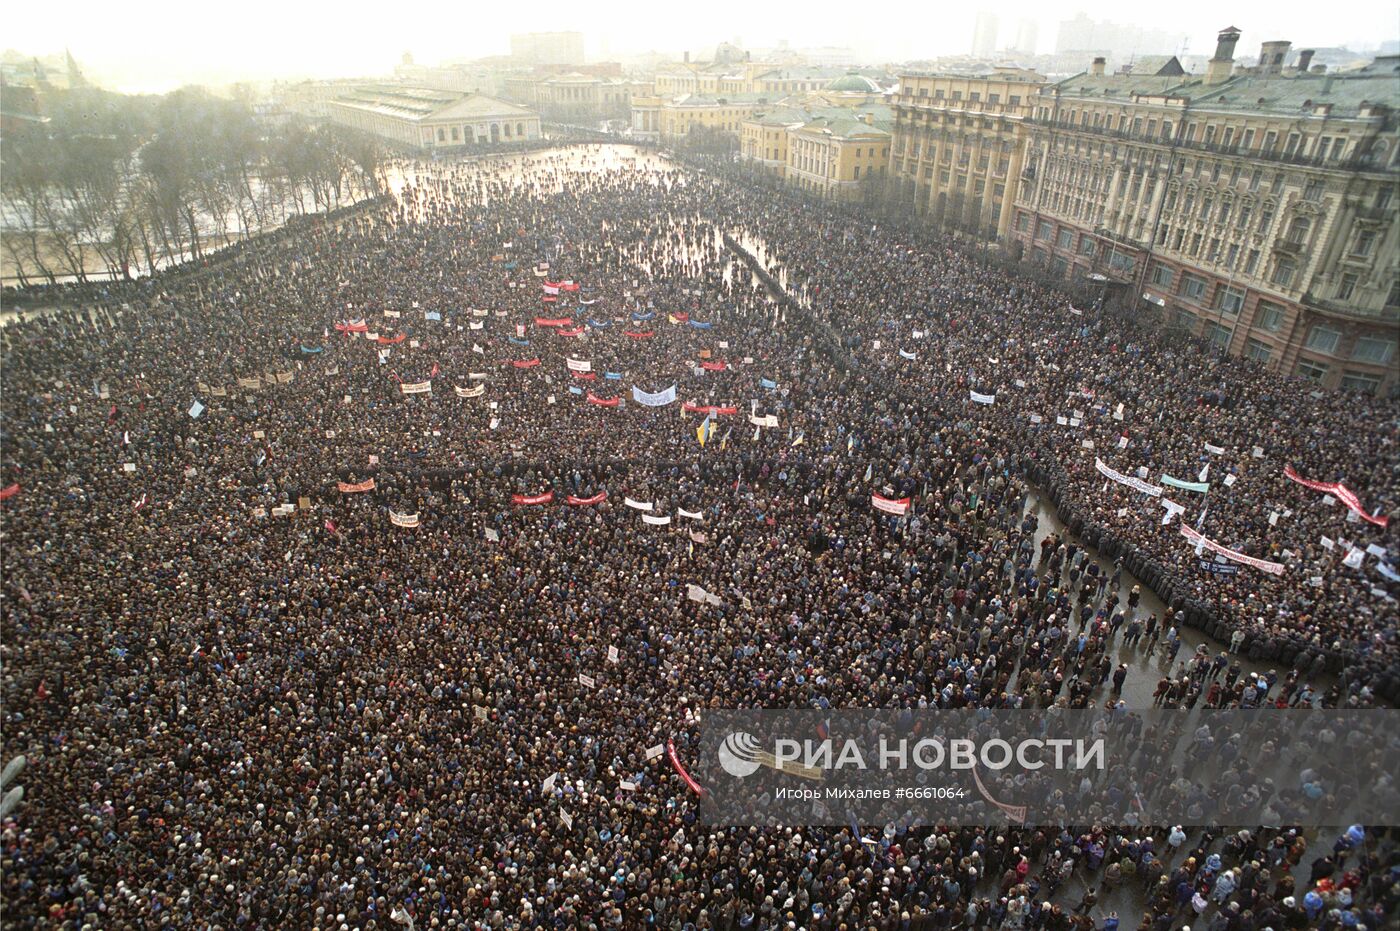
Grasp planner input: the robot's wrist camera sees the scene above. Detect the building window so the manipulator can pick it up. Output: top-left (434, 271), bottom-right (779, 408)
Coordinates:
top-left (1245, 338), bottom-right (1272, 362)
top-left (1335, 273), bottom-right (1358, 302)
top-left (451, 126), bottom-right (459, 141)
top-left (1036, 220), bottom-right (1053, 240)
top-left (1353, 231), bottom-right (1377, 257)
top-left (1079, 236), bottom-right (1097, 257)
top-left (1108, 251), bottom-right (1135, 272)
top-left (1216, 286), bottom-right (1244, 315)
top-left (1352, 337), bottom-right (1395, 364)
top-left (1151, 264), bottom-right (1173, 287)
top-left (1305, 326), bottom-right (1341, 355)
top-left (436, 127), bottom-right (445, 142)
top-left (1272, 258), bottom-right (1296, 288)
top-left (1303, 180), bottom-right (1324, 201)
top-left (1295, 359), bottom-right (1329, 382)
top-left (1207, 322), bottom-right (1232, 350)
top-left (1339, 371), bottom-right (1382, 395)
top-left (1254, 301), bottom-right (1285, 331)
top-left (1180, 274), bottom-right (1207, 302)
top-left (1015, 213), bottom-right (1029, 232)
top-left (1056, 229), bottom-right (1073, 249)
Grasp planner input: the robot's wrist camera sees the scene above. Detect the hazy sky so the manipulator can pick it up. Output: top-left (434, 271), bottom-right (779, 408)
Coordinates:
top-left (7, 0), bottom-right (1397, 94)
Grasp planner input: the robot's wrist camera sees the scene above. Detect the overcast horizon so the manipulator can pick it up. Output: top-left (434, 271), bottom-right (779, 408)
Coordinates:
top-left (7, 0), bottom-right (1398, 95)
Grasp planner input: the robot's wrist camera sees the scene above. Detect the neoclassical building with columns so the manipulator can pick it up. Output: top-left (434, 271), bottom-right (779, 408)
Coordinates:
top-left (328, 85), bottom-right (541, 151)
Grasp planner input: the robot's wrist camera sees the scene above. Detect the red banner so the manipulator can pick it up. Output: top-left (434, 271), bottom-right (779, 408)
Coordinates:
top-left (541, 295), bottom-right (558, 303)
top-left (542, 279), bottom-right (564, 289)
top-left (567, 491), bottom-right (608, 506)
top-left (701, 361), bottom-right (727, 371)
top-left (624, 330), bottom-right (654, 339)
top-left (0, 483), bottom-right (18, 501)
top-left (587, 393), bottom-right (619, 408)
top-left (666, 739), bottom-right (705, 796)
top-left (511, 359), bottom-right (541, 369)
top-left (335, 320), bottom-right (369, 333)
top-left (683, 403), bottom-right (738, 415)
top-left (872, 493), bottom-right (911, 516)
top-left (572, 370), bottom-right (597, 380)
top-left (560, 281), bottom-right (580, 292)
top-left (512, 491), bottom-right (554, 506)
top-left (535, 317), bottom-right (572, 328)
top-left (556, 327), bottom-right (585, 337)
top-left (671, 311), bottom-right (690, 323)
top-left (338, 478), bottom-right (376, 493)
top-left (1283, 466), bottom-right (1389, 528)
top-left (376, 333), bottom-right (406, 345)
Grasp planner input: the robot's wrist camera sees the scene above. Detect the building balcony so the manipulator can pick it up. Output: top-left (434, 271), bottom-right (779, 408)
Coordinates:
top-left (1026, 117), bottom-right (1390, 174)
top-left (1302, 294), bottom-right (1400, 323)
top-left (1273, 239), bottom-right (1304, 256)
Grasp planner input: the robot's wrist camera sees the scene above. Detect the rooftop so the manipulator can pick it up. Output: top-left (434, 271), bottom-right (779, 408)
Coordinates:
top-left (826, 73), bottom-right (884, 93)
top-left (1048, 55), bottom-right (1400, 118)
top-left (330, 87), bottom-right (534, 122)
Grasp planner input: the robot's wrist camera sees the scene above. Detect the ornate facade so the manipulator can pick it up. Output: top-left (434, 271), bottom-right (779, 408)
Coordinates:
top-left (890, 68), bottom-right (1045, 240)
top-left (1010, 31), bottom-right (1399, 395)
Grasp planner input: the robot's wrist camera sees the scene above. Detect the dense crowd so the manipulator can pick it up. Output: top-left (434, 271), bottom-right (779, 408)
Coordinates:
top-left (2, 144), bottom-right (1396, 929)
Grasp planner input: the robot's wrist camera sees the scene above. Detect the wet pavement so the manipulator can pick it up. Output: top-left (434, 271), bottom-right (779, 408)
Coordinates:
top-left (1021, 490), bottom-right (1320, 709)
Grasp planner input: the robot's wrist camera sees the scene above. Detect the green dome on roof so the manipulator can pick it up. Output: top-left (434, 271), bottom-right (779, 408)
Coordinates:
top-left (826, 73), bottom-right (881, 93)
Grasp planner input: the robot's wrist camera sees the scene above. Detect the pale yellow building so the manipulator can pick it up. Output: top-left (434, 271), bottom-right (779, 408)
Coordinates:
top-left (785, 112), bottom-right (894, 200)
top-left (1012, 29), bottom-right (1400, 394)
top-left (753, 66), bottom-right (851, 95)
top-left (656, 94), bottom-right (768, 142)
top-left (890, 67), bottom-right (1045, 239)
top-left (740, 107), bottom-right (809, 173)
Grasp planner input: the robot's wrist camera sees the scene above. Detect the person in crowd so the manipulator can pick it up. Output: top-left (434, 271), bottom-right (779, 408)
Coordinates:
top-left (1, 145), bottom-right (1395, 930)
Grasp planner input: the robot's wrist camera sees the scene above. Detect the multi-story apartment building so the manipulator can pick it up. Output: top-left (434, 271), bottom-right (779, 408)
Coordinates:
top-left (509, 32), bottom-right (585, 67)
top-left (890, 68), bottom-right (1045, 239)
top-left (1010, 29), bottom-right (1399, 395)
